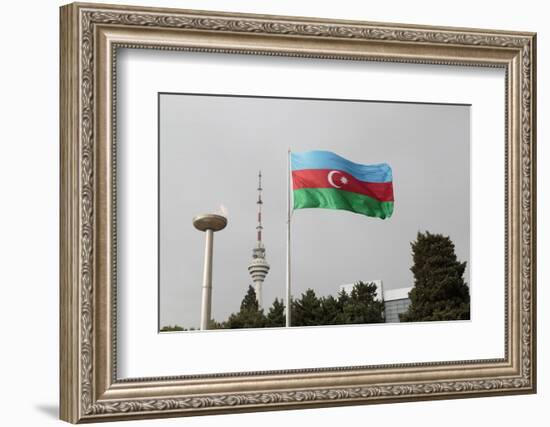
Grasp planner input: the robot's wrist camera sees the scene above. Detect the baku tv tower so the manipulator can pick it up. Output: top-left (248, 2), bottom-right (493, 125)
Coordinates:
top-left (247, 171), bottom-right (270, 309)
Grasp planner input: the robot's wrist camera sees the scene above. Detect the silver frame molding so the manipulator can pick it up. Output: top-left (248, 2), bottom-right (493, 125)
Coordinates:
top-left (60, 2), bottom-right (536, 423)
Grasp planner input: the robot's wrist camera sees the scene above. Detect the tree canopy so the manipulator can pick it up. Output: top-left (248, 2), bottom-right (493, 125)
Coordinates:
top-left (400, 231), bottom-right (470, 322)
top-left (199, 281), bottom-right (384, 330)
top-left (290, 282), bottom-right (384, 326)
top-left (266, 298), bottom-right (285, 327)
top-left (341, 282), bottom-right (385, 324)
top-left (224, 286), bottom-right (267, 329)
top-left (160, 231), bottom-right (469, 331)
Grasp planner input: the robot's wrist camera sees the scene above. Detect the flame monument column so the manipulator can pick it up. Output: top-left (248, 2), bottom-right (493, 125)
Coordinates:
top-left (193, 213), bottom-right (227, 330)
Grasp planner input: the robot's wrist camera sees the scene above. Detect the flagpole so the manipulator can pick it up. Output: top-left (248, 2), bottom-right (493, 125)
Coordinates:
top-left (286, 148), bottom-right (291, 327)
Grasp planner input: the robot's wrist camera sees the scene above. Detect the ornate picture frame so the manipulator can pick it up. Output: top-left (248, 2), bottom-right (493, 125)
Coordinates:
top-left (60, 2), bottom-right (536, 423)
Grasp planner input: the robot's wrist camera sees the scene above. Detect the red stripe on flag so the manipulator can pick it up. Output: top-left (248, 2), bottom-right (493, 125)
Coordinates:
top-left (292, 169), bottom-right (394, 202)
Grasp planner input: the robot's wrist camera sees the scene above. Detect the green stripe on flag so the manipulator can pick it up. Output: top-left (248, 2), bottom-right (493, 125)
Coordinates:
top-left (293, 188), bottom-right (393, 219)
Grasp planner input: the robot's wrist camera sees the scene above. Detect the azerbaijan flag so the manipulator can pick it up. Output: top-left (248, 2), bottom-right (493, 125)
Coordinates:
top-left (291, 150), bottom-right (394, 219)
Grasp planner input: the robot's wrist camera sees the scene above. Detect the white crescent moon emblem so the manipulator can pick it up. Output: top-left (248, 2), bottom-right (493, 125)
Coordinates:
top-left (327, 170), bottom-right (342, 188)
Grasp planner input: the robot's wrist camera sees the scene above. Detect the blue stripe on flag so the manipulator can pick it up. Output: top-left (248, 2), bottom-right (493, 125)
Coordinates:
top-left (291, 150), bottom-right (392, 183)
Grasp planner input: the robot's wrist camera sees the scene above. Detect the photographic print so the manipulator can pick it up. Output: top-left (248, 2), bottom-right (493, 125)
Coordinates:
top-left (158, 93), bottom-right (471, 332)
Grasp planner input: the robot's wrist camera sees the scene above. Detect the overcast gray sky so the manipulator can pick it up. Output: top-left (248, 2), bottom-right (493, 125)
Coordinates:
top-left (159, 94), bottom-right (470, 329)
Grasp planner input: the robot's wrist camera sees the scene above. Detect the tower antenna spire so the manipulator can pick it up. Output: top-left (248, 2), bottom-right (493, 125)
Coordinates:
top-left (256, 170), bottom-right (263, 245)
top-left (248, 170), bottom-right (270, 309)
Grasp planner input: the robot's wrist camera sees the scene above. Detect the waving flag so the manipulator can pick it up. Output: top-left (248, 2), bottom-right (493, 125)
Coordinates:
top-left (291, 150), bottom-right (394, 219)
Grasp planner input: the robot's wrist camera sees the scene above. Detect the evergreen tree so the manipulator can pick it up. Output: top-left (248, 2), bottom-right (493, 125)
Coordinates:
top-left (208, 319), bottom-right (225, 330)
top-left (334, 288), bottom-right (351, 324)
top-left (342, 282), bottom-right (385, 324)
top-left (292, 289), bottom-right (323, 326)
top-left (319, 295), bottom-right (341, 325)
top-left (400, 231), bottom-right (470, 322)
top-left (225, 286), bottom-right (267, 328)
top-left (160, 325), bottom-right (185, 332)
top-left (240, 285), bottom-right (259, 311)
top-left (265, 298), bottom-right (285, 327)
top-left (289, 284), bottom-right (383, 327)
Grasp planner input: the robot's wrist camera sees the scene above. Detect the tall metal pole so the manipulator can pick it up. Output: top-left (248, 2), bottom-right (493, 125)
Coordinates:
top-left (200, 229), bottom-right (214, 330)
top-left (193, 213), bottom-right (227, 331)
top-left (286, 149), bottom-right (292, 327)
